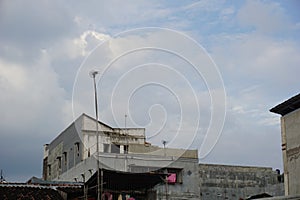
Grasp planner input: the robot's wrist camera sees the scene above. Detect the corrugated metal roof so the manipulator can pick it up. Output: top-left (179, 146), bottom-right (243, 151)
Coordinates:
top-left (0, 184), bottom-right (64, 200)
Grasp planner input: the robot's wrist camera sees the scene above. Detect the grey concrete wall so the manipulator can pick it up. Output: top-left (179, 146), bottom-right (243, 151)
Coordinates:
top-left (129, 144), bottom-right (198, 158)
top-left (46, 116), bottom-right (83, 180)
top-left (282, 108), bottom-right (300, 195)
top-left (155, 160), bottom-right (200, 200)
top-left (199, 164), bottom-right (284, 200)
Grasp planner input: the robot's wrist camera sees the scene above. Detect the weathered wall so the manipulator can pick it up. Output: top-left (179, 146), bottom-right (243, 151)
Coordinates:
top-left (46, 115), bottom-right (83, 180)
top-left (199, 164), bottom-right (284, 200)
top-left (155, 159), bottom-right (200, 200)
top-left (129, 144), bottom-right (198, 158)
top-left (282, 108), bottom-right (300, 195)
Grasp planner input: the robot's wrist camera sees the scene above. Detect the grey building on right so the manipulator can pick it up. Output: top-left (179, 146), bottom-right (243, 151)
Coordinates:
top-left (270, 93), bottom-right (300, 196)
top-left (199, 163), bottom-right (284, 200)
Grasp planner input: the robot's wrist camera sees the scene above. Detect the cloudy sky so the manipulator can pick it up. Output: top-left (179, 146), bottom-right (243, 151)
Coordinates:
top-left (0, 0), bottom-right (299, 182)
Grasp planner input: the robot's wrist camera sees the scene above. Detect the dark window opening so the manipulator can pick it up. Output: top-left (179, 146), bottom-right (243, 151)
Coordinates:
top-left (57, 156), bottom-right (62, 169)
top-left (167, 168), bottom-right (183, 184)
top-left (88, 148), bottom-right (91, 157)
top-left (103, 144), bottom-right (110, 153)
top-left (124, 145), bottom-right (128, 154)
top-left (75, 142), bottom-right (80, 156)
top-left (63, 152), bottom-right (67, 166)
top-left (48, 165), bottom-right (51, 176)
top-left (111, 144), bottom-right (120, 154)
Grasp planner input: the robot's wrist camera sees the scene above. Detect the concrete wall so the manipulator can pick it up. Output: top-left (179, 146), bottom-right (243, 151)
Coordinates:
top-left (199, 164), bottom-right (284, 200)
top-left (155, 159), bottom-right (200, 200)
top-left (281, 108), bottom-right (300, 195)
top-left (56, 156), bottom-right (97, 182)
top-left (129, 144), bottom-right (198, 158)
top-left (46, 116), bottom-right (83, 180)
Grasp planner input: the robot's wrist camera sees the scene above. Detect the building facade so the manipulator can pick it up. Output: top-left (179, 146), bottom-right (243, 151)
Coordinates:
top-left (270, 93), bottom-right (300, 196)
top-left (43, 113), bottom-right (200, 199)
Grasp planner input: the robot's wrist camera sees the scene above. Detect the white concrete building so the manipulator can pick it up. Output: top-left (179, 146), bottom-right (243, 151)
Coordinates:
top-left (43, 113), bottom-right (200, 199)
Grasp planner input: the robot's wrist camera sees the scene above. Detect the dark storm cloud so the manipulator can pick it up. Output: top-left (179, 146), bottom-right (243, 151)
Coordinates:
top-left (0, 0), bottom-right (77, 62)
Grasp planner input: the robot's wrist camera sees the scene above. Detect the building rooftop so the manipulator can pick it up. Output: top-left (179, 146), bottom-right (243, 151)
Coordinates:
top-left (270, 93), bottom-right (300, 116)
top-left (0, 184), bottom-right (64, 200)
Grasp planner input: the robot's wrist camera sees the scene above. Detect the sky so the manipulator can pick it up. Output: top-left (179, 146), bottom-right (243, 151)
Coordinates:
top-left (0, 0), bottom-right (299, 182)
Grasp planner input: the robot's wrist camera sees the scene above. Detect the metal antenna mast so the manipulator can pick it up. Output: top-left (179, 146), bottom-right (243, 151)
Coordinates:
top-left (89, 70), bottom-right (102, 200)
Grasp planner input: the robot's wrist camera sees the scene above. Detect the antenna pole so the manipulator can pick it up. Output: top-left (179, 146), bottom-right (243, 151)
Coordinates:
top-left (90, 70), bottom-right (102, 200)
top-left (125, 114), bottom-right (127, 130)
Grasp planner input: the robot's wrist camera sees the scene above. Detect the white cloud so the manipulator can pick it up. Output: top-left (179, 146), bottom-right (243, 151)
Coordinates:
top-left (201, 93), bottom-right (283, 169)
top-left (238, 0), bottom-right (289, 34)
top-left (49, 30), bottom-right (111, 60)
top-left (211, 33), bottom-right (300, 93)
top-left (183, 0), bottom-right (226, 12)
top-left (69, 0), bottom-right (172, 32)
top-left (0, 52), bottom-right (68, 134)
top-left (0, 0), bottom-right (75, 45)
top-left (70, 28), bottom-right (226, 157)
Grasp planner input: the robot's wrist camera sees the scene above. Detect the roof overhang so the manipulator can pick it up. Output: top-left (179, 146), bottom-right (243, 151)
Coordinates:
top-left (270, 93), bottom-right (300, 116)
top-left (86, 168), bottom-right (165, 191)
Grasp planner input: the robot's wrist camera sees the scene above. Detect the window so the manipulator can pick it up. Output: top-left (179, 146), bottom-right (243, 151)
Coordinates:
top-left (124, 145), bottom-right (128, 154)
top-left (63, 152), bottom-right (67, 166)
top-left (103, 144), bottom-right (110, 153)
top-left (167, 168), bottom-right (183, 184)
top-left (111, 144), bottom-right (120, 154)
top-left (57, 156), bottom-right (62, 169)
top-left (48, 165), bottom-right (51, 176)
top-left (167, 173), bottom-right (176, 183)
top-left (87, 148), bottom-right (91, 157)
top-left (75, 142), bottom-right (80, 156)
